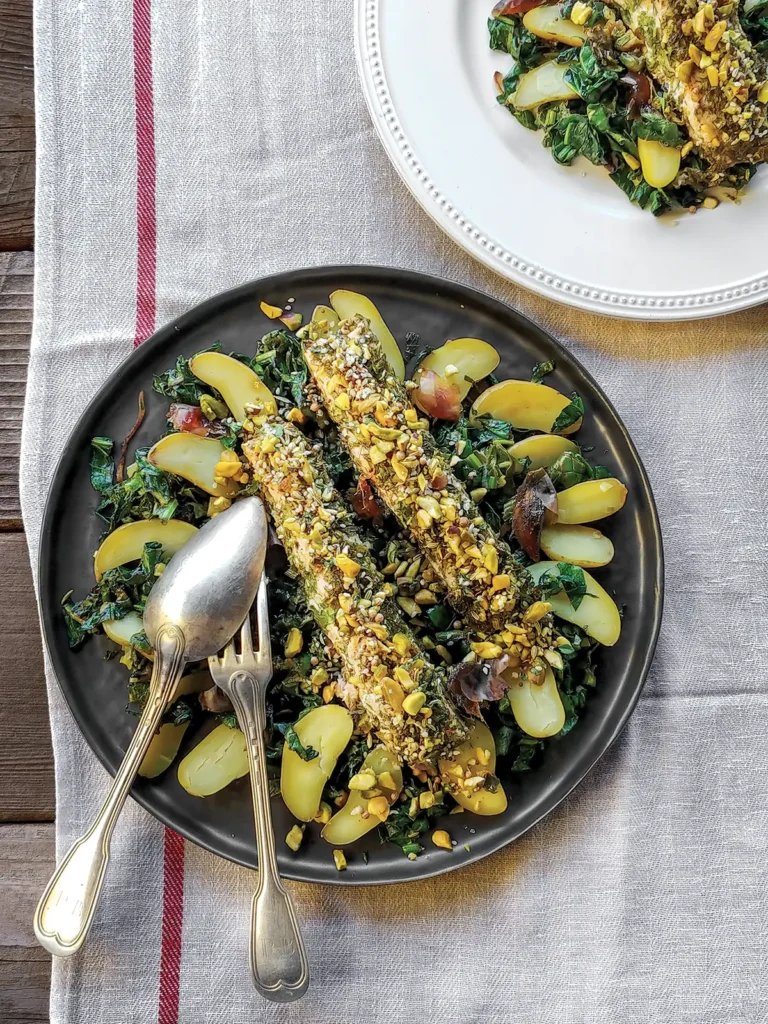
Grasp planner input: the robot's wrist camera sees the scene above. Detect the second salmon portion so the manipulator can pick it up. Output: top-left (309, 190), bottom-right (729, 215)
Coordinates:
top-left (301, 314), bottom-right (560, 686)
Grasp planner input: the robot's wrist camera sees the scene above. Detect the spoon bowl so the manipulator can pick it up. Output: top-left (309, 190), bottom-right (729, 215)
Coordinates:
top-left (145, 496), bottom-right (269, 660)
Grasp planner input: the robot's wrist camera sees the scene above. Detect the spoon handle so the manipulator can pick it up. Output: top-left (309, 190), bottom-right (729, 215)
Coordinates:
top-left (228, 672), bottom-right (309, 1002)
top-left (34, 623), bottom-right (187, 957)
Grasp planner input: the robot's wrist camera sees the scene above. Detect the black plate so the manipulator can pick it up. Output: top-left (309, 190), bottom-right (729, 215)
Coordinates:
top-left (39, 266), bottom-right (663, 885)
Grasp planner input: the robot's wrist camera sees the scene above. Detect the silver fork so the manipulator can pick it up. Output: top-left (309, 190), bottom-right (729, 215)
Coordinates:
top-left (208, 576), bottom-right (309, 1002)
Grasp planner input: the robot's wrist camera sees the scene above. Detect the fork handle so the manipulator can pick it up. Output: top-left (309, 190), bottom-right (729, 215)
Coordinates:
top-left (228, 672), bottom-right (309, 1002)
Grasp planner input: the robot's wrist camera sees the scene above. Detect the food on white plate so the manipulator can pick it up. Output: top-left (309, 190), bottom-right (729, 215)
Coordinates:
top-left (489, 0), bottom-right (768, 213)
top-left (522, 4), bottom-right (587, 45)
top-left (64, 290), bottom-right (630, 862)
top-left (93, 518), bottom-right (197, 581)
top-left (470, 378), bottom-right (583, 434)
top-left (513, 60), bottom-right (580, 110)
top-left (540, 523), bottom-right (615, 567)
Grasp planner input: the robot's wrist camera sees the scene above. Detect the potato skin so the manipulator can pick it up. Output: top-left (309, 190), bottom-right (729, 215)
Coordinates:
top-left (540, 524), bottom-right (614, 568)
top-left (556, 478), bottom-right (628, 524)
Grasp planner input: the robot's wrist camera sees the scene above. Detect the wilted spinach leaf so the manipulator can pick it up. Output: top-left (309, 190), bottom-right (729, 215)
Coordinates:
top-left (551, 392), bottom-right (584, 433)
top-left (276, 722), bottom-right (318, 762)
top-left (90, 437), bottom-right (115, 494)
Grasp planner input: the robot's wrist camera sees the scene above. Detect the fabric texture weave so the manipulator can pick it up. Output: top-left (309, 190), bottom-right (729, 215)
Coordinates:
top-left (21, 1), bottom-right (768, 1022)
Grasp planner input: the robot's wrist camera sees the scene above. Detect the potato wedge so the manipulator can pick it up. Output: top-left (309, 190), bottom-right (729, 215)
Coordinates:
top-left (312, 304), bottom-right (340, 331)
top-left (281, 704), bottom-right (354, 821)
top-left (94, 518), bottom-right (197, 581)
top-left (540, 524), bottom-right (614, 568)
top-left (509, 433), bottom-right (579, 471)
top-left (471, 379), bottom-right (582, 434)
top-left (527, 560), bottom-right (622, 645)
top-left (512, 61), bottom-right (579, 111)
top-left (321, 746), bottom-right (403, 845)
top-left (329, 290), bottom-right (405, 380)
top-left (556, 478), bottom-right (627, 523)
top-left (523, 5), bottom-right (587, 46)
top-left (188, 350), bottom-right (277, 421)
top-left (175, 668), bottom-right (215, 696)
top-left (177, 723), bottom-right (249, 797)
top-left (140, 721), bottom-right (191, 779)
top-left (147, 432), bottom-right (240, 498)
top-left (439, 721), bottom-right (508, 815)
top-left (505, 667), bottom-right (565, 738)
top-left (419, 339), bottom-right (500, 400)
top-left (103, 611), bottom-right (146, 649)
top-left (638, 138), bottom-right (681, 189)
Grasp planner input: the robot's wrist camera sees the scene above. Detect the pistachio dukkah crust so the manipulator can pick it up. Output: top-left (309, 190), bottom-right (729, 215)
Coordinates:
top-left (301, 315), bottom-right (560, 685)
top-left (243, 415), bottom-right (468, 771)
top-left (613, 0), bottom-right (768, 170)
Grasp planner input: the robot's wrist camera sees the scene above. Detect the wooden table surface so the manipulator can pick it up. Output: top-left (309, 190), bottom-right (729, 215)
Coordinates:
top-left (1, 3), bottom-right (57, 1022)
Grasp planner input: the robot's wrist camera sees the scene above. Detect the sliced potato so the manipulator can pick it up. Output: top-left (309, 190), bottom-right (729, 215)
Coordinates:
top-left (148, 432), bottom-right (240, 498)
top-left (471, 379), bottom-right (582, 435)
top-left (509, 433), bottom-right (579, 471)
top-left (177, 723), bottom-right (249, 797)
top-left (94, 518), bottom-right (197, 581)
top-left (512, 61), bottom-right (579, 111)
top-left (527, 560), bottom-right (622, 646)
top-left (103, 611), bottom-right (146, 649)
top-left (540, 523), bottom-right (614, 567)
top-left (281, 705), bottom-right (354, 821)
top-left (556, 478), bottom-right (627, 524)
top-left (188, 350), bottom-right (277, 420)
top-left (439, 721), bottom-right (508, 815)
top-left (312, 304), bottom-right (340, 331)
top-left (638, 138), bottom-right (681, 189)
top-left (329, 290), bottom-right (405, 380)
top-left (140, 721), bottom-right (191, 779)
top-left (419, 339), bottom-right (500, 400)
top-left (523, 5), bottom-right (587, 46)
top-left (505, 667), bottom-right (565, 739)
top-left (321, 746), bottom-right (403, 845)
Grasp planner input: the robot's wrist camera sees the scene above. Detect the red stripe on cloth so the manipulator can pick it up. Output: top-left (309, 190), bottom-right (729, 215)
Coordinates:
top-left (131, 3), bottom-right (185, 1020)
top-left (132, 0), bottom-right (157, 348)
top-left (158, 828), bottom-right (185, 1024)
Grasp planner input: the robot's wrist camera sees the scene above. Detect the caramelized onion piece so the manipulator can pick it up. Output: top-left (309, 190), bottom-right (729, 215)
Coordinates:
top-left (412, 368), bottom-right (462, 422)
top-left (620, 72), bottom-right (651, 118)
top-left (493, 0), bottom-right (548, 14)
top-left (512, 468), bottom-right (558, 561)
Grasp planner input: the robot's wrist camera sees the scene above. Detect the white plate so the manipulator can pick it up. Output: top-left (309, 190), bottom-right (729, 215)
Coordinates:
top-left (355, 0), bottom-right (768, 319)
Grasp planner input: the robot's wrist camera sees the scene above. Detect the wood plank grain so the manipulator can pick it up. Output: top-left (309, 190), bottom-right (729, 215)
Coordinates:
top-left (0, 824), bottom-right (53, 1024)
top-left (0, 533), bottom-right (53, 822)
top-left (0, 1), bottom-right (34, 250)
top-left (0, 250), bottom-right (32, 529)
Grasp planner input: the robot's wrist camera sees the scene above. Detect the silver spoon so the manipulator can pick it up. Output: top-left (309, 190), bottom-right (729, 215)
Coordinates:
top-left (34, 497), bottom-right (269, 958)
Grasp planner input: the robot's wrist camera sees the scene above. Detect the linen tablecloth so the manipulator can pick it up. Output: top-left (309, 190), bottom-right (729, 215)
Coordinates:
top-left (20, 1), bottom-right (768, 1021)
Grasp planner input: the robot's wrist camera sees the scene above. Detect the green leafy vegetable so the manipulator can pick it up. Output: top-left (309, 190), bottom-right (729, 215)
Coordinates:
top-left (551, 392), bottom-right (584, 434)
top-left (634, 111), bottom-right (684, 148)
top-left (564, 45), bottom-right (618, 104)
top-left (251, 329), bottom-right (308, 407)
top-left (276, 722), bottom-right (318, 762)
top-left (153, 344), bottom-right (223, 403)
top-left (531, 360), bottom-right (555, 384)
top-left (90, 437), bottom-right (115, 494)
top-left (536, 562), bottom-right (590, 609)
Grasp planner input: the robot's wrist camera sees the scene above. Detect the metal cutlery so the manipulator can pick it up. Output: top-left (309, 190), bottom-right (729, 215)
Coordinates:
top-left (34, 497), bottom-right (269, 957)
top-left (208, 577), bottom-right (309, 1002)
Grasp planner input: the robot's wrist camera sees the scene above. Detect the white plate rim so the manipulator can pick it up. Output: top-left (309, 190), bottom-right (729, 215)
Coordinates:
top-left (354, 0), bottom-right (768, 321)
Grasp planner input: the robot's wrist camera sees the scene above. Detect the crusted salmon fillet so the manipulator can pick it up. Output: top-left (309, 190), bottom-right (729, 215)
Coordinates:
top-left (613, 0), bottom-right (768, 170)
top-left (243, 414), bottom-right (468, 770)
top-left (300, 314), bottom-right (560, 684)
